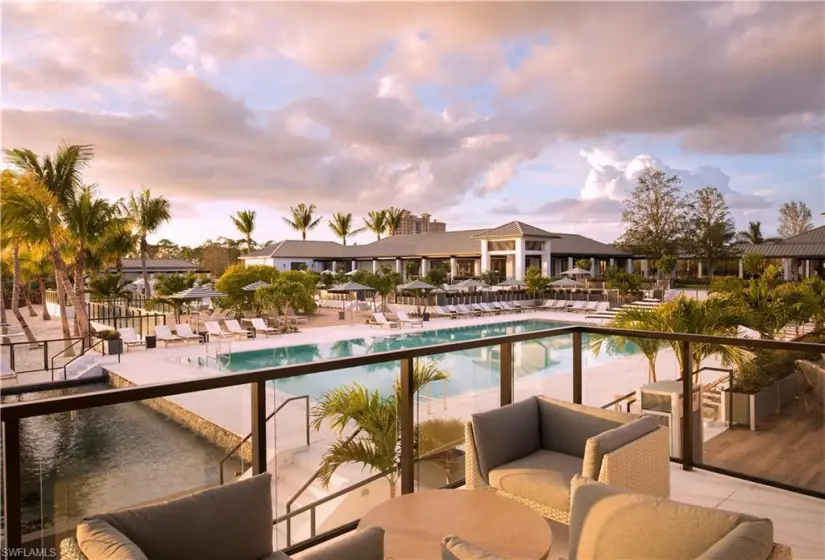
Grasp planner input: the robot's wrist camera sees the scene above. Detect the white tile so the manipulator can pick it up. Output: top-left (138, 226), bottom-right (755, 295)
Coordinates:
top-left (669, 465), bottom-right (755, 506)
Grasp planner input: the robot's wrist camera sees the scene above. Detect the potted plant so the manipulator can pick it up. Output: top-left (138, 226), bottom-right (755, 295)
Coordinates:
top-left (97, 329), bottom-right (123, 355)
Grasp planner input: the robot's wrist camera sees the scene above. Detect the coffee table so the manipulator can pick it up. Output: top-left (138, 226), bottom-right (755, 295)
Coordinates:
top-left (358, 490), bottom-right (552, 559)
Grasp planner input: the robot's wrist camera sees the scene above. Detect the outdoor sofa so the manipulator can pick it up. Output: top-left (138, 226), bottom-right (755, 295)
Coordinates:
top-left (465, 395), bottom-right (669, 524)
top-left (60, 473), bottom-right (384, 560)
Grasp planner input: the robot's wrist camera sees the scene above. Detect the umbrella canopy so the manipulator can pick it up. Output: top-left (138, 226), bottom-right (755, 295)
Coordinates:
top-left (329, 282), bottom-right (373, 293)
top-left (455, 278), bottom-right (487, 289)
top-left (242, 280), bottom-right (271, 292)
top-left (398, 280), bottom-right (435, 291)
top-left (550, 278), bottom-right (584, 288)
top-left (561, 267), bottom-right (591, 276)
top-left (497, 278), bottom-right (526, 287)
top-left (344, 269), bottom-right (361, 276)
top-left (169, 286), bottom-right (228, 299)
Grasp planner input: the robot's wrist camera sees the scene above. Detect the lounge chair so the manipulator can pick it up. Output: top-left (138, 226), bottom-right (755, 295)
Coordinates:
top-left (369, 312), bottom-right (400, 328)
top-left (205, 321), bottom-right (234, 342)
top-left (225, 319), bottom-right (252, 339)
top-left (500, 302), bottom-right (521, 313)
top-left (457, 304), bottom-right (481, 317)
top-left (446, 305), bottom-right (469, 317)
top-left (581, 301), bottom-right (600, 313)
top-left (514, 301), bottom-right (535, 312)
top-left (395, 310), bottom-right (423, 328)
top-left (796, 359), bottom-right (825, 411)
top-left (479, 303), bottom-right (500, 315)
top-left (434, 306), bottom-right (458, 319)
top-left (154, 326), bottom-right (183, 347)
top-left (541, 300), bottom-right (564, 310)
top-left (251, 318), bottom-right (279, 337)
top-left (174, 324), bottom-right (203, 344)
top-left (568, 301), bottom-right (587, 313)
top-left (117, 328), bottom-right (146, 351)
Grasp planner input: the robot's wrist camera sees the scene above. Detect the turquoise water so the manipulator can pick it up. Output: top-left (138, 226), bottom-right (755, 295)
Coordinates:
top-left (224, 320), bottom-right (637, 400)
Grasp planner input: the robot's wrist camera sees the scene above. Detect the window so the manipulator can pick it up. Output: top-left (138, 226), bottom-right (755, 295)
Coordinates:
top-left (290, 262), bottom-right (306, 271)
top-left (525, 241), bottom-right (545, 251)
top-left (489, 240), bottom-right (515, 251)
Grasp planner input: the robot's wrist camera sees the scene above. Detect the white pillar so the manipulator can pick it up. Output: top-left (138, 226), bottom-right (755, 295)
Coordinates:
top-left (514, 238), bottom-right (526, 280)
top-left (351, 260), bottom-right (357, 272)
top-left (625, 259), bottom-right (633, 273)
top-left (698, 262), bottom-right (703, 279)
top-left (738, 258), bottom-right (744, 279)
top-left (641, 259), bottom-right (649, 277)
top-left (782, 258), bottom-right (791, 281)
top-left (395, 258), bottom-right (403, 275)
top-left (805, 259), bottom-right (811, 278)
top-left (590, 257), bottom-right (596, 276)
top-left (421, 258), bottom-right (430, 276)
top-left (480, 240), bottom-right (490, 273)
top-left (541, 241), bottom-right (552, 277)
top-left (474, 259), bottom-right (481, 276)
top-left (567, 257), bottom-right (574, 271)
top-left (450, 256), bottom-right (458, 280)
top-left (331, 260), bottom-right (338, 272)
top-left (372, 259), bottom-right (379, 273)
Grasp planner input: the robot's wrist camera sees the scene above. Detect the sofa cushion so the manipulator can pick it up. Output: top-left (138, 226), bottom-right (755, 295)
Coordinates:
top-left (97, 473), bottom-right (273, 560)
top-left (569, 476), bottom-right (764, 560)
top-left (441, 535), bottom-right (507, 560)
top-left (696, 520), bottom-right (774, 560)
top-left (295, 526), bottom-right (384, 560)
top-left (582, 416), bottom-right (660, 479)
top-left (537, 397), bottom-right (626, 457)
top-left (489, 449), bottom-right (582, 513)
top-left (76, 519), bottom-right (148, 560)
top-left (471, 397), bottom-right (540, 480)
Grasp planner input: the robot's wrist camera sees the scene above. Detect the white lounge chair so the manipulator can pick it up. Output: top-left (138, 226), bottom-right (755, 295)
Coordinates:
top-left (500, 302), bottom-right (521, 313)
top-left (395, 311), bottom-right (423, 328)
top-left (205, 321), bottom-right (234, 341)
top-left (434, 306), bottom-right (458, 319)
top-left (479, 303), bottom-right (500, 315)
top-left (174, 324), bottom-right (203, 344)
top-left (569, 301), bottom-right (587, 312)
top-left (369, 312), bottom-right (400, 328)
top-left (118, 328), bottom-right (146, 351)
top-left (447, 305), bottom-right (471, 317)
top-left (582, 301), bottom-right (600, 313)
top-left (154, 326), bottom-right (183, 346)
top-left (224, 319), bottom-right (252, 339)
top-left (251, 318), bottom-right (279, 337)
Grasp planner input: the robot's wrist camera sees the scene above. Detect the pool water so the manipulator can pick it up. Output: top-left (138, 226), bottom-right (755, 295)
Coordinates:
top-left (223, 320), bottom-right (637, 400)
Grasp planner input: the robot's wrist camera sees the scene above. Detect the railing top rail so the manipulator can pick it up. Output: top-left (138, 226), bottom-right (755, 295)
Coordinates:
top-left (1, 336), bottom-right (86, 348)
top-left (1, 323), bottom-right (822, 421)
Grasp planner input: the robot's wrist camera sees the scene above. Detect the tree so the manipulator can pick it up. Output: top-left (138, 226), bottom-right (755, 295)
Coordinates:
top-left (735, 221), bottom-right (780, 245)
top-left (364, 210), bottom-right (388, 241)
top-left (216, 263), bottom-right (277, 313)
top-left (231, 210), bottom-right (257, 252)
top-left (424, 265), bottom-right (447, 287)
top-left (127, 188), bottom-right (171, 298)
top-left (684, 187), bottom-right (735, 277)
top-left (23, 244), bottom-right (53, 320)
top-left (384, 207), bottom-right (407, 236)
top-left (86, 273), bottom-right (132, 301)
top-left (283, 203), bottom-right (322, 240)
top-left (742, 253), bottom-right (763, 278)
top-left (525, 266), bottom-right (550, 294)
top-left (590, 307), bottom-right (669, 383)
top-left (777, 201), bottom-right (813, 238)
top-left (200, 243), bottom-right (233, 276)
top-left (574, 258), bottom-right (592, 272)
top-left (254, 277), bottom-right (314, 325)
top-left (478, 269), bottom-right (501, 286)
top-left (328, 212), bottom-right (366, 246)
top-left (9, 244), bottom-right (37, 342)
top-left (654, 254), bottom-right (676, 280)
top-left (101, 227), bottom-right (138, 272)
top-left (359, 268), bottom-right (402, 312)
top-left (311, 359), bottom-right (448, 498)
top-left (149, 273), bottom-right (198, 319)
top-left (616, 167), bottom-right (686, 258)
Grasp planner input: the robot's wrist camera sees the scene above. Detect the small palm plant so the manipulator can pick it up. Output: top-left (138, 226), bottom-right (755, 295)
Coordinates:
top-left (231, 209), bottom-right (257, 252)
top-left (384, 207), bottom-right (407, 235)
top-left (283, 203), bottom-right (322, 240)
top-left (328, 212), bottom-right (366, 246)
top-left (590, 306), bottom-right (668, 384)
top-left (311, 360), bottom-right (448, 497)
top-left (86, 272), bottom-right (132, 301)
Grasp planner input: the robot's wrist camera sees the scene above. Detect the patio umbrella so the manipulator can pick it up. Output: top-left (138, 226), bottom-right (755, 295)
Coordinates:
top-left (242, 280), bottom-right (271, 292)
top-left (550, 277), bottom-right (582, 301)
top-left (398, 280), bottom-right (435, 315)
top-left (454, 278), bottom-right (487, 289)
top-left (170, 286), bottom-right (228, 328)
top-left (329, 281), bottom-right (374, 321)
top-left (497, 278), bottom-right (525, 287)
top-left (561, 267), bottom-right (591, 277)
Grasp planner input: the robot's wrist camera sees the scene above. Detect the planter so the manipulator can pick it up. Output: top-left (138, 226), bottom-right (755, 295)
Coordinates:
top-left (721, 371), bottom-right (803, 430)
top-left (337, 311), bottom-right (346, 321)
top-left (422, 312), bottom-right (431, 322)
top-left (107, 339), bottom-right (123, 355)
top-left (145, 335), bottom-right (157, 349)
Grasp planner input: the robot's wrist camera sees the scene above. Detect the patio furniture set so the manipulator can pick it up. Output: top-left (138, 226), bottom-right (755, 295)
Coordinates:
top-left (61, 396), bottom-right (791, 560)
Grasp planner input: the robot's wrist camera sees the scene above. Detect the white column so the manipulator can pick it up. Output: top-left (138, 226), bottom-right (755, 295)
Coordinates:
top-left (567, 257), bottom-right (574, 271)
top-left (738, 258), bottom-right (744, 279)
top-left (609, 258), bottom-right (615, 267)
top-left (372, 259), bottom-right (379, 273)
top-left (421, 258), bottom-right (430, 276)
top-left (590, 257), bottom-right (596, 275)
top-left (626, 259), bottom-right (633, 273)
top-left (783, 258), bottom-right (791, 281)
top-left (805, 259), bottom-right (811, 278)
top-left (541, 241), bottom-right (552, 276)
top-left (474, 259), bottom-right (481, 276)
top-left (395, 258), bottom-right (403, 275)
top-left (331, 260), bottom-right (338, 272)
top-left (351, 260), bottom-right (357, 272)
top-left (641, 259), bottom-right (649, 277)
top-left (450, 256), bottom-right (458, 279)
top-left (698, 262), bottom-right (703, 279)
top-left (514, 238), bottom-right (526, 280)
top-left (480, 240), bottom-right (490, 273)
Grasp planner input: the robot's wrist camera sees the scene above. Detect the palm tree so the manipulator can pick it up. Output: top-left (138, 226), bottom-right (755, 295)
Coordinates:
top-left (590, 307), bottom-right (669, 383)
top-left (231, 210), bottom-right (257, 252)
top-left (6, 244), bottom-right (37, 343)
top-left (24, 244), bottom-right (53, 320)
top-left (735, 221), bottom-right (780, 245)
top-left (328, 212), bottom-right (366, 246)
top-left (86, 273), bottom-right (132, 301)
top-left (283, 203), bottom-right (322, 240)
top-left (101, 226), bottom-right (138, 272)
top-left (311, 360), bottom-right (448, 498)
top-left (384, 207), bottom-right (407, 236)
top-left (364, 210), bottom-right (388, 241)
top-left (127, 188), bottom-right (171, 298)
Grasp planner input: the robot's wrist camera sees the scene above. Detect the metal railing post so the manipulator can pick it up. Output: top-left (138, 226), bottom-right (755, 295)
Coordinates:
top-left (3, 418), bottom-right (23, 549)
top-left (680, 340), bottom-right (693, 471)
top-left (572, 331), bottom-right (583, 404)
top-left (251, 381), bottom-right (267, 475)
top-left (10, 344), bottom-right (15, 371)
top-left (43, 341), bottom-right (49, 371)
top-left (399, 357), bottom-right (415, 495)
top-left (500, 342), bottom-right (513, 407)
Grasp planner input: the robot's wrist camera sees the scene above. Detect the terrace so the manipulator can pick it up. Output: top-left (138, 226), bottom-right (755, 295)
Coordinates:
top-left (1, 323), bottom-right (823, 559)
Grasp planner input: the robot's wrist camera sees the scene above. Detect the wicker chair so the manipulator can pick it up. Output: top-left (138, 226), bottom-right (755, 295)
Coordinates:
top-left (465, 395), bottom-right (670, 524)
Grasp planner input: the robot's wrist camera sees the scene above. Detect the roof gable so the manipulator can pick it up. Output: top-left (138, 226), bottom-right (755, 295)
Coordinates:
top-left (778, 225), bottom-right (825, 245)
top-left (472, 221), bottom-right (560, 239)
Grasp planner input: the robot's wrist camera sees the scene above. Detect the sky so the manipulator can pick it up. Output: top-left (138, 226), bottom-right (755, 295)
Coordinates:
top-left (3, 1), bottom-right (824, 247)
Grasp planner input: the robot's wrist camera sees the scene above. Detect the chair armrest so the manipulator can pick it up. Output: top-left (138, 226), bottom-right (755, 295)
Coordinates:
top-left (60, 538), bottom-right (88, 560)
top-left (464, 422), bottom-right (491, 490)
top-left (583, 416), bottom-right (660, 479)
top-left (598, 425), bottom-right (670, 498)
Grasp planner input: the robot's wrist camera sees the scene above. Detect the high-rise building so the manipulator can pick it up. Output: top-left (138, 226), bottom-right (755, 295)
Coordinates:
top-left (395, 212), bottom-right (447, 235)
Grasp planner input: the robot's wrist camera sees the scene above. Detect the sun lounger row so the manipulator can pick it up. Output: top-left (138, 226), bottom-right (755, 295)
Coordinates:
top-left (368, 311), bottom-right (425, 329)
top-left (540, 300), bottom-right (600, 313)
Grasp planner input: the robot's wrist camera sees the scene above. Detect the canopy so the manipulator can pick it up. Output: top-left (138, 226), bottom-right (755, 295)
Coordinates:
top-left (454, 278), bottom-right (487, 289)
top-left (329, 282), bottom-right (373, 293)
top-left (497, 278), bottom-right (526, 287)
top-left (242, 280), bottom-right (271, 292)
top-left (561, 267), bottom-right (591, 276)
top-left (398, 280), bottom-right (435, 291)
top-left (344, 270), bottom-right (361, 276)
top-left (550, 278), bottom-right (584, 288)
top-left (169, 286), bottom-right (227, 299)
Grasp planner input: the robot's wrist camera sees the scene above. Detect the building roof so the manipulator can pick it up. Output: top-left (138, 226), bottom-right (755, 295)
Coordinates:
top-left (549, 233), bottom-right (628, 256)
top-left (117, 258), bottom-right (199, 270)
top-left (245, 240), bottom-right (348, 259)
top-left (740, 225), bottom-right (825, 258)
top-left (472, 221), bottom-right (560, 239)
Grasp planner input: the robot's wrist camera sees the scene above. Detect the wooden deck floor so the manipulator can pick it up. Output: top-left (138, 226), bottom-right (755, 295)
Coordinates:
top-left (703, 401), bottom-right (825, 494)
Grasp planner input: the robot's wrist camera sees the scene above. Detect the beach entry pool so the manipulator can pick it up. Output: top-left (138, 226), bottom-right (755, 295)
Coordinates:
top-left (223, 320), bottom-right (637, 400)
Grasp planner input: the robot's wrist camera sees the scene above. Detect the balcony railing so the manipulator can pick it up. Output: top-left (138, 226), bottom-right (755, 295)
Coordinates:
top-left (1, 324), bottom-right (822, 552)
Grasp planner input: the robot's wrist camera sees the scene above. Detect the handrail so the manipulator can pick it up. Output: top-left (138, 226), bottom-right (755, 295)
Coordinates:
top-left (50, 335), bottom-right (92, 376)
top-left (218, 395), bottom-right (310, 485)
top-left (61, 338), bottom-right (106, 381)
top-left (601, 366), bottom-right (734, 413)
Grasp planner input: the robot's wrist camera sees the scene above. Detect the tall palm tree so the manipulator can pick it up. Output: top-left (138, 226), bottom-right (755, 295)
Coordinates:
top-left (735, 221), bottom-right (780, 245)
top-left (24, 244), bottom-right (53, 320)
top-left (86, 273), bottom-right (132, 302)
top-left (283, 203), bottom-right (322, 240)
top-left (328, 212), bottom-right (366, 246)
top-left (127, 188), bottom-right (171, 298)
top-left (101, 226), bottom-right (138, 272)
top-left (590, 307), bottom-right (669, 383)
top-left (364, 210), bottom-right (388, 241)
top-left (384, 207), bottom-right (407, 236)
top-left (311, 360), bottom-right (448, 498)
top-left (1, 241), bottom-right (37, 343)
top-left (231, 209), bottom-right (257, 252)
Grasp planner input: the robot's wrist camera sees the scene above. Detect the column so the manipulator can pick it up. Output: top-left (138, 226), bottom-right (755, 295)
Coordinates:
top-left (698, 262), bottom-right (703, 279)
top-left (541, 241), bottom-right (552, 276)
top-left (625, 259), bottom-right (632, 273)
top-left (782, 258), bottom-right (791, 281)
top-left (641, 259), bottom-right (649, 277)
top-left (450, 256), bottom-right (458, 280)
top-left (372, 259), bottom-right (379, 274)
top-left (609, 258), bottom-right (615, 267)
top-left (395, 258), bottom-right (403, 276)
top-left (505, 255), bottom-right (514, 279)
top-left (805, 259), bottom-right (811, 278)
top-left (350, 259), bottom-right (357, 272)
top-left (474, 259), bottom-right (481, 276)
top-left (590, 257), bottom-right (596, 275)
top-left (567, 256), bottom-right (574, 272)
top-left (421, 258), bottom-right (430, 276)
top-left (480, 240), bottom-right (490, 273)
top-left (738, 258), bottom-right (744, 279)
top-left (331, 260), bottom-right (338, 272)
top-left (514, 238), bottom-right (526, 281)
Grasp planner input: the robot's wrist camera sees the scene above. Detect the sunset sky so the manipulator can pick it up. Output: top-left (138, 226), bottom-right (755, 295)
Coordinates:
top-left (3, 1), bottom-right (824, 246)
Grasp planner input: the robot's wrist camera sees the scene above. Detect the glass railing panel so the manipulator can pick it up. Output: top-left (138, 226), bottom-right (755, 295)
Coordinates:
top-left (512, 333), bottom-right (575, 403)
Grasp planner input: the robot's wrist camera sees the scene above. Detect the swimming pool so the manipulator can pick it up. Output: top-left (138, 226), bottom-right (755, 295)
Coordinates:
top-left (223, 320), bottom-right (637, 400)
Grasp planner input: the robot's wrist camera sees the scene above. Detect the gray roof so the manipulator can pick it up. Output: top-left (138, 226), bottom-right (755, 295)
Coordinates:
top-left (349, 230), bottom-right (487, 258)
top-left (549, 234), bottom-right (628, 256)
top-left (473, 221), bottom-right (560, 239)
top-left (244, 240), bottom-right (348, 259)
top-left (740, 226), bottom-right (825, 258)
top-left (118, 259), bottom-right (198, 270)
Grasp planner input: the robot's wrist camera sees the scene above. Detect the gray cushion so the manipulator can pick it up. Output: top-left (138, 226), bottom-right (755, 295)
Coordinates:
top-left (569, 476), bottom-right (765, 560)
top-left (296, 526), bottom-right (384, 560)
top-left (582, 416), bottom-right (660, 478)
top-left (441, 535), bottom-right (507, 560)
top-left (696, 520), bottom-right (774, 560)
top-left (471, 397), bottom-right (540, 480)
top-left (489, 450), bottom-right (582, 513)
top-left (538, 397), bottom-right (624, 457)
top-left (97, 473), bottom-right (273, 560)
top-left (76, 519), bottom-right (148, 560)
